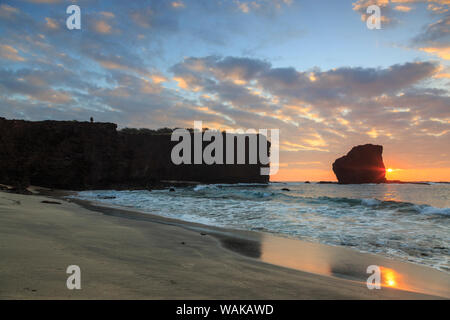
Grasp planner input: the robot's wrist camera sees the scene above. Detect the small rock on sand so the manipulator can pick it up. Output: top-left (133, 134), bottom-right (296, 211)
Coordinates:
top-left (41, 200), bottom-right (61, 205)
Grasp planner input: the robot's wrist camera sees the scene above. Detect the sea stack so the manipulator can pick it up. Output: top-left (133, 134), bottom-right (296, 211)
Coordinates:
top-left (332, 144), bottom-right (387, 184)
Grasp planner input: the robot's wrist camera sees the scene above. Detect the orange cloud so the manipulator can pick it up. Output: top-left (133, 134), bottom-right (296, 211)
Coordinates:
top-left (151, 75), bottom-right (168, 84)
top-left (171, 1), bottom-right (185, 8)
top-left (94, 21), bottom-right (113, 34)
top-left (173, 76), bottom-right (189, 89)
top-left (367, 128), bottom-right (379, 138)
top-left (45, 17), bottom-right (58, 29)
top-left (0, 45), bottom-right (25, 61)
top-left (420, 46), bottom-right (450, 60)
top-left (282, 141), bottom-right (329, 152)
top-left (394, 5), bottom-right (412, 11)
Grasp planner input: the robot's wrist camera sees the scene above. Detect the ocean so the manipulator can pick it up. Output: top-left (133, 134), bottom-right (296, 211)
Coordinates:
top-left (74, 182), bottom-right (450, 273)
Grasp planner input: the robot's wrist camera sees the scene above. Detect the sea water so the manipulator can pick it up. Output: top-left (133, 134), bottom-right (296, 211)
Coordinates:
top-left (74, 182), bottom-right (450, 273)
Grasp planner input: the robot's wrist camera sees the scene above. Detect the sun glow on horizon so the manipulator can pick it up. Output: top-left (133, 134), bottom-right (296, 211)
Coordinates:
top-left (386, 168), bottom-right (396, 179)
top-left (271, 167), bottom-right (450, 182)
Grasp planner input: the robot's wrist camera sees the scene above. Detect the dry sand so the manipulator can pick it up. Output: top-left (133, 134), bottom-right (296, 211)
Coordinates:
top-left (0, 190), bottom-right (447, 299)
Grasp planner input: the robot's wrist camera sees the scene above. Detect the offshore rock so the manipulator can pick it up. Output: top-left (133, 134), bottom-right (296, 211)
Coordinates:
top-left (332, 144), bottom-right (386, 184)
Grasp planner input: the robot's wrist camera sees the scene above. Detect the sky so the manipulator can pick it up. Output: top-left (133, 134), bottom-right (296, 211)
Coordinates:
top-left (0, 0), bottom-right (449, 182)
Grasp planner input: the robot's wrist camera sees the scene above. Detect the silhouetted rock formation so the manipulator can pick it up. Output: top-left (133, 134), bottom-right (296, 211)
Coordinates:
top-left (0, 118), bottom-right (269, 190)
top-left (332, 144), bottom-right (386, 184)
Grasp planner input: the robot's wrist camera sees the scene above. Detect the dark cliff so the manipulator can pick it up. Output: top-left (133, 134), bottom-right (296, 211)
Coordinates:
top-left (332, 144), bottom-right (387, 184)
top-left (0, 118), bottom-right (270, 190)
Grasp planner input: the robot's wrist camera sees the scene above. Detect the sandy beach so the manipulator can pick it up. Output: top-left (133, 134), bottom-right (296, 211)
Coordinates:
top-left (0, 189), bottom-right (447, 300)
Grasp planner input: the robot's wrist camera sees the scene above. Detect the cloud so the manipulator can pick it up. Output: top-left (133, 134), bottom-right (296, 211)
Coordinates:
top-left (171, 1), bottom-right (186, 8)
top-left (412, 14), bottom-right (450, 59)
top-left (171, 57), bottom-right (440, 111)
top-left (413, 15), bottom-right (450, 46)
top-left (100, 11), bottom-right (115, 18)
top-left (130, 8), bottom-right (154, 28)
top-left (129, 4), bottom-right (179, 32)
top-left (427, 2), bottom-right (449, 14)
top-left (44, 17), bottom-right (58, 29)
top-left (94, 20), bottom-right (113, 34)
top-left (0, 45), bottom-right (26, 61)
top-left (0, 4), bottom-right (19, 19)
top-left (394, 5), bottom-right (412, 12)
top-left (352, 0), bottom-right (397, 26)
top-left (352, 0), bottom-right (450, 26)
top-left (233, 0), bottom-right (294, 14)
top-left (0, 68), bottom-right (73, 104)
top-left (169, 55), bottom-right (447, 164)
top-left (420, 46), bottom-right (450, 59)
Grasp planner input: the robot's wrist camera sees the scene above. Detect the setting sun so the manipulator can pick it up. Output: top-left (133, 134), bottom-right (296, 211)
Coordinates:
top-left (385, 168), bottom-right (397, 180)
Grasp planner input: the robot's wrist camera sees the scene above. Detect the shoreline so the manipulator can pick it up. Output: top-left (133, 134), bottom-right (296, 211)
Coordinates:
top-left (0, 189), bottom-right (448, 299)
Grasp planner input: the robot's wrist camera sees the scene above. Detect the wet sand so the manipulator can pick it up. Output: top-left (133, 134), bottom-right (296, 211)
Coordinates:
top-left (0, 190), bottom-right (447, 299)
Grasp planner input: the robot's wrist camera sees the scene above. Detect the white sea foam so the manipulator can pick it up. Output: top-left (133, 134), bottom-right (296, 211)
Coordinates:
top-left (361, 198), bottom-right (381, 206)
top-left (418, 205), bottom-right (450, 216)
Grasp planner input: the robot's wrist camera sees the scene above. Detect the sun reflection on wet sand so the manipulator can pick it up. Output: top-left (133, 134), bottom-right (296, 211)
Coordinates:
top-left (258, 233), bottom-right (450, 298)
top-left (381, 267), bottom-right (399, 288)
